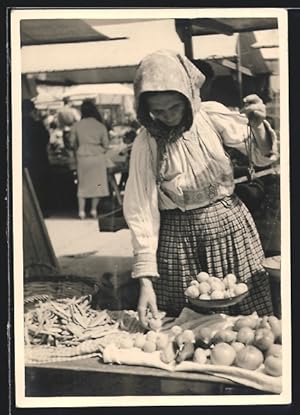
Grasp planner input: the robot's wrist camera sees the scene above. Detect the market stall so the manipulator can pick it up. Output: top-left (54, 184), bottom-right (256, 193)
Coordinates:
top-left (24, 274), bottom-right (282, 396)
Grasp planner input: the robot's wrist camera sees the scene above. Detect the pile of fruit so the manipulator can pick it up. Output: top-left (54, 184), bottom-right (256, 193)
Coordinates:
top-left (109, 313), bottom-right (282, 378)
top-left (184, 272), bottom-right (248, 301)
top-left (192, 313), bottom-right (282, 377)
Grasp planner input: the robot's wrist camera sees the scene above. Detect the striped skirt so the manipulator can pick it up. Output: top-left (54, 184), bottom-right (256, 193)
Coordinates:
top-left (153, 194), bottom-right (274, 317)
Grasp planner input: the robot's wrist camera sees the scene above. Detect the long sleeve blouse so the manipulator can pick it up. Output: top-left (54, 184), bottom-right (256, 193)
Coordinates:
top-left (123, 101), bottom-right (278, 279)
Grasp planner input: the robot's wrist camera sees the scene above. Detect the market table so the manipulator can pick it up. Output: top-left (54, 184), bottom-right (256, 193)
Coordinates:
top-left (25, 357), bottom-right (270, 397)
top-left (23, 299), bottom-right (282, 397)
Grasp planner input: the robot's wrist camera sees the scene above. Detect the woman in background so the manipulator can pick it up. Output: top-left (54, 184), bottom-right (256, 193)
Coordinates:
top-left (70, 99), bottom-right (110, 219)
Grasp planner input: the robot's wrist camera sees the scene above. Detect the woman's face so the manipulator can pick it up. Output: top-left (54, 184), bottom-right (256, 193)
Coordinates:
top-left (146, 92), bottom-right (186, 127)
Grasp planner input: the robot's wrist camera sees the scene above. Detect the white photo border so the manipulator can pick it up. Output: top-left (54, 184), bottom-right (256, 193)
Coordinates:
top-left (11, 7), bottom-right (291, 408)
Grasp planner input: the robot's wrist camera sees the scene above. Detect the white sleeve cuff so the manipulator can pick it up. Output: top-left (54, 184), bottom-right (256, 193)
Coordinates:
top-left (131, 253), bottom-right (160, 279)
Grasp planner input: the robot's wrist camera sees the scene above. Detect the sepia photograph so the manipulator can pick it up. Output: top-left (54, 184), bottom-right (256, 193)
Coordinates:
top-left (10, 7), bottom-right (291, 408)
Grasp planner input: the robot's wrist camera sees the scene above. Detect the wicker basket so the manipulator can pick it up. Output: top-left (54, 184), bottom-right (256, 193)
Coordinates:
top-left (24, 274), bottom-right (100, 308)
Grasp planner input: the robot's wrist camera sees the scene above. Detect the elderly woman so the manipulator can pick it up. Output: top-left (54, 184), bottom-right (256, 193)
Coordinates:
top-left (123, 50), bottom-right (278, 327)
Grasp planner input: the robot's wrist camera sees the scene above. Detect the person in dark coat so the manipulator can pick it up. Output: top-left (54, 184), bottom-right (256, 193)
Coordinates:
top-left (22, 99), bottom-right (51, 217)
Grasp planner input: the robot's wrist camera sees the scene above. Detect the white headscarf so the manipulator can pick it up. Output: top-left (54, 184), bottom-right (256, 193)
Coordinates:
top-left (134, 49), bottom-right (206, 143)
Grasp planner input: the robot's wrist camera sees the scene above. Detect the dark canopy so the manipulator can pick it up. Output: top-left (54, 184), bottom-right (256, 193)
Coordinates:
top-left (176, 18), bottom-right (278, 38)
top-left (20, 19), bottom-right (123, 46)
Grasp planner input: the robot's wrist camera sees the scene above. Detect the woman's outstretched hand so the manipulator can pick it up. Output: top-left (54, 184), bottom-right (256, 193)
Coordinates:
top-left (241, 94), bottom-right (273, 154)
top-left (241, 94), bottom-right (266, 128)
top-left (138, 277), bottom-right (160, 328)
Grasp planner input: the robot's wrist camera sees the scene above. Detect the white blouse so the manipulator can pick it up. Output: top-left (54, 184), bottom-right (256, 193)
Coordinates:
top-left (123, 101), bottom-right (278, 278)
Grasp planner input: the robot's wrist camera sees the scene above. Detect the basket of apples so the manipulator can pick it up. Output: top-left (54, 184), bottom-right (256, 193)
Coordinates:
top-left (184, 272), bottom-right (249, 309)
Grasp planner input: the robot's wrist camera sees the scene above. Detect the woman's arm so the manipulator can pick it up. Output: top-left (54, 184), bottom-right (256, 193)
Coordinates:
top-left (69, 125), bottom-right (79, 151)
top-left (240, 94), bottom-right (273, 156)
top-left (202, 98), bottom-right (279, 167)
top-left (100, 124), bottom-right (110, 151)
top-left (123, 131), bottom-right (160, 278)
top-left (123, 131), bottom-right (161, 326)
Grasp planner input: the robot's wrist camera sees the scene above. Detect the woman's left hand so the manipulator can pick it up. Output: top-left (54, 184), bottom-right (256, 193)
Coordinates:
top-left (241, 94), bottom-right (266, 129)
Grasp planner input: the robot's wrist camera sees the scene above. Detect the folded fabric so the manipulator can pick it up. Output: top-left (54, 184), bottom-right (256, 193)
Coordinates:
top-left (102, 344), bottom-right (281, 394)
top-left (102, 344), bottom-right (174, 372)
top-left (175, 361), bottom-right (281, 394)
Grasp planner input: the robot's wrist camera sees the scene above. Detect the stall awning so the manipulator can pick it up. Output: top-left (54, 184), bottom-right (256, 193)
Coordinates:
top-left (176, 18), bottom-right (278, 38)
top-left (37, 65), bottom-right (138, 85)
top-left (21, 18), bottom-right (274, 87)
top-left (62, 83), bottom-right (133, 97)
top-left (175, 18), bottom-right (278, 62)
top-left (20, 19), bottom-right (125, 46)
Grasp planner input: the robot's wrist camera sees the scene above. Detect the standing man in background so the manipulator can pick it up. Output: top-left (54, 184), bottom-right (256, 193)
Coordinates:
top-left (57, 96), bottom-right (80, 148)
